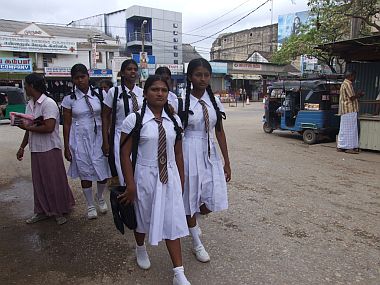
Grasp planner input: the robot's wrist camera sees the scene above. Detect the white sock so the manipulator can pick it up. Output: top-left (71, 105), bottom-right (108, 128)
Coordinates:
top-left (136, 243), bottom-right (149, 258)
top-left (96, 182), bottom-right (106, 200)
top-left (173, 266), bottom-right (188, 283)
top-left (189, 224), bottom-right (202, 248)
top-left (82, 187), bottom-right (94, 207)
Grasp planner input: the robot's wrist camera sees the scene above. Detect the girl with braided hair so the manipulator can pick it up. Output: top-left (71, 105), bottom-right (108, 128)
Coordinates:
top-left (102, 59), bottom-right (143, 185)
top-left (62, 64), bottom-right (111, 220)
top-left (119, 75), bottom-right (190, 285)
top-left (181, 58), bottom-right (231, 263)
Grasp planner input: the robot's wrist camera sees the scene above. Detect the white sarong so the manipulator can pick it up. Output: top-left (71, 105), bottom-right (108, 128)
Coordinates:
top-left (337, 112), bottom-right (358, 149)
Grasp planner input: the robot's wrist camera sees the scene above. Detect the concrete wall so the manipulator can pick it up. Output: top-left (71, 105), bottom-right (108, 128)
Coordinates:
top-left (211, 24), bottom-right (278, 61)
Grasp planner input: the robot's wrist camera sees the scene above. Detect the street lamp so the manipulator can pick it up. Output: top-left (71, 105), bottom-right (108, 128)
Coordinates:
top-left (141, 20), bottom-right (147, 53)
top-left (140, 20), bottom-right (148, 86)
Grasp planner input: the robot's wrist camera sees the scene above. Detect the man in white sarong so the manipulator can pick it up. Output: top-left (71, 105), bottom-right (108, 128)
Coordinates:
top-left (337, 71), bottom-right (364, 154)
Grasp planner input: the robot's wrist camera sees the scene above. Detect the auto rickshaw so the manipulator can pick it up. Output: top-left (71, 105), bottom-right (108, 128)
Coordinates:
top-left (263, 80), bottom-right (341, 144)
top-left (0, 86), bottom-right (26, 119)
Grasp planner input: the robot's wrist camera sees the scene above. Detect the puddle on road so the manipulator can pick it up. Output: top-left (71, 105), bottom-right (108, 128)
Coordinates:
top-left (0, 178), bottom-right (34, 218)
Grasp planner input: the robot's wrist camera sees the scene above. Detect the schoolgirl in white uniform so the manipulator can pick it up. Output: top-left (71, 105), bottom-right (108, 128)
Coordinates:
top-left (155, 66), bottom-right (179, 113)
top-left (119, 75), bottom-right (190, 285)
top-left (181, 58), bottom-right (231, 263)
top-left (62, 64), bottom-right (111, 220)
top-left (102, 59), bottom-right (143, 185)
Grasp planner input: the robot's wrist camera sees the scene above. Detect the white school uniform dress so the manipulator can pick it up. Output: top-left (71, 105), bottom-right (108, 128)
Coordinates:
top-left (182, 91), bottom-right (228, 216)
top-left (121, 107), bottom-right (189, 246)
top-left (103, 85), bottom-right (143, 185)
top-left (61, 89), bottom-right (111, 181)
top-left (168, 91), bottom-right (179, 114)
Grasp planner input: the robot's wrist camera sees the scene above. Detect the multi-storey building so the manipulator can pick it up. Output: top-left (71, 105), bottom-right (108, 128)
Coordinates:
top-left (69, 5), bottom-right (183, 65)
top-left (0, 19), bottom-right (119, 98)
top-left (210, 24), bottom-right (278, 62)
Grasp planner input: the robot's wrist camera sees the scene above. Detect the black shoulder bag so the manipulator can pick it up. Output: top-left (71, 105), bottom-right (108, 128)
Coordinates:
top-left (109, 112), bottom-right (142, 234)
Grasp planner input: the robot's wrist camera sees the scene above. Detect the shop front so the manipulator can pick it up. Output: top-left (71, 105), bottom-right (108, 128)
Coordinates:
top-left (318, 35), bottom-right (380, 151)
top-left (44, 67), bottom-right (72, 102)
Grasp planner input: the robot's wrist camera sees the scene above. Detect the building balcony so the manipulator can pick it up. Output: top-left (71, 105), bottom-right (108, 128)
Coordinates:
top-left (127, 32), bottom-right (152, 47)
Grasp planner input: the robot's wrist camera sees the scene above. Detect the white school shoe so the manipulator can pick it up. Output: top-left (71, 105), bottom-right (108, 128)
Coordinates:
top-left (87, 206), bottom-right (98, 220)
top-left (135, 247), bottom-right (151, 270)
top-left (97, 197), bottom-right (108, 214)
top-left (192, 245), bottom-right (210, 263)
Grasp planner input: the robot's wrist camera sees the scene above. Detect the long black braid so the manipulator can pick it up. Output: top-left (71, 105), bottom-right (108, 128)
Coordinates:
top-left (183, 76), bottom-right (192, 129)
top-left (164, 102), bottom-right (183, 141)
top-left (206, 85), bottom-right (226, 132)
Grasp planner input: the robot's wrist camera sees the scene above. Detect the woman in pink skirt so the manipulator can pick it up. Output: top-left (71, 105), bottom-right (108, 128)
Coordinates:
top-left (16, 73), bottom-right (75, 225)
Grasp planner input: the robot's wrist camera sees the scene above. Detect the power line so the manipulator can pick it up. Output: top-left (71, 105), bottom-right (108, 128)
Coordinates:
top-left (190, 0), bottom-right (271, 44)
top-left (185, 0), bottom-right (253, 33)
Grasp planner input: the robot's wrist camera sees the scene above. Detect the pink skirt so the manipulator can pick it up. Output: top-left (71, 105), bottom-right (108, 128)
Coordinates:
top-left (31, 148), bottom-right (75, 216)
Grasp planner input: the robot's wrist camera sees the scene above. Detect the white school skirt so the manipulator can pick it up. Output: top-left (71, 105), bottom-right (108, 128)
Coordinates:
top-left (182, 130), bottom-right (228, 217)
top-left (134, 158), bottom-right (189, 246)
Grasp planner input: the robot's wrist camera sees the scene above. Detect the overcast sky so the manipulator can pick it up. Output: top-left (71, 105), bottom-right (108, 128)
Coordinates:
top-left (0, 0), bottom-right (309, 57)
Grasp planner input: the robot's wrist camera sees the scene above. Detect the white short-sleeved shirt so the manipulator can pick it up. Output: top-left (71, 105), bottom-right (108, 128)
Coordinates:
top-left (168, 91), bottom-right (179, 114)
top-left (121, 107), bottom-right (181, 163)
top-left (26, 94), bottom-right (62, 152)
top-left (103, 85), bottom-right (144, 129)
top-left (185, 90), bottom-right (224, 133)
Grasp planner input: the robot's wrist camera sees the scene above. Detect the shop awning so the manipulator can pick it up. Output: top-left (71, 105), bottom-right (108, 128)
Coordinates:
top-left (316, 35), bottom-right (380, 62)
top-left (230, 74), bottom-right (262, 80)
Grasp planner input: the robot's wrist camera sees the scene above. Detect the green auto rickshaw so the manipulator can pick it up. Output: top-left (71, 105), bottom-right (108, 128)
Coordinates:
top-left (0, 86), bottom-right (26, 120)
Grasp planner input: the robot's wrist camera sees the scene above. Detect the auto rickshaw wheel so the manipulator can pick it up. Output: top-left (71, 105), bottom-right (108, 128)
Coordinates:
top-left (303, 129), bottom-right (317, 144)
top-left (263, 122), bottom-right (273, 133)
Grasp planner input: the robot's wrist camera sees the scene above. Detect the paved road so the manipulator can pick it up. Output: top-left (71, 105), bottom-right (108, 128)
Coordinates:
top-left (1, 103), bottom-right (379, 285)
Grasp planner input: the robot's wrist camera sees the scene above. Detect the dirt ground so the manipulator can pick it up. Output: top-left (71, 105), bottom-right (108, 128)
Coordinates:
top-left (1, 103), bottom-right (379, 285)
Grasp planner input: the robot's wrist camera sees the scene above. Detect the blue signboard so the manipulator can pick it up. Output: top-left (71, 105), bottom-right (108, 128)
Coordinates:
top-left (132, 54), bottom-right (156, 64)
top-left (0, 58), bottom-right (33, 73)
top-left (89, 69), bottom-right (112, 78)
top-left (210, 62), bottom-right (227, 74)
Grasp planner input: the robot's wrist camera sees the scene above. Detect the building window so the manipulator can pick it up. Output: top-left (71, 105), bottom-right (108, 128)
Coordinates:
top-left (173, 38), bottom-right (178, 43)
top-left (173, 23), bottom-right (178, 28)
top-left (96, 52), bottom-right (102, 63)
top-left (108, 52), bottom-right (114, 60)
top-left (174, 52), bottom-right (178, 57)
top-left (173, 45), bottom-right (178, 50)
top-left (174, 60), bottom-right (178, 64)
top-left (250, 32), bottom-right (253, 37)
top-left (13, 52), bottom-right (29, 58)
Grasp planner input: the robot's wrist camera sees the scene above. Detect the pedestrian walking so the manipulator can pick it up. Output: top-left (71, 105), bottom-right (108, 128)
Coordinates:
top-left (61, 64), bottom-right (111, 220)
top-left (155, 66), bottom-right (179, 113)
top-left (102, 59), bottom-right (143, 185)
top-left (181, 58), bottom-right (231, 263)
top-left (337, 70), bottom-right (364, 154)
top-left (99, 79), bottom-right (113, 93)
top-left (118, 75), bottom-right (190, 285)
top-left (16, 73), bottom-right (75, 225)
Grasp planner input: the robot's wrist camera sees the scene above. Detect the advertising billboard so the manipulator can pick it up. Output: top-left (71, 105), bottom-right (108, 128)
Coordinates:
top-left (278, 11), bottom-right (310, 45)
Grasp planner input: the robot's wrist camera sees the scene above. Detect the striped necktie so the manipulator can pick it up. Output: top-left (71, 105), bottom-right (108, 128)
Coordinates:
top-left (198, 100), bottom-right (210, 158)
top-left (129, 91), bottom-right (139, 112)
top-left (154, 118), bottom-right (168, 184)
top-left (84, 94), bottom-right (97, 134)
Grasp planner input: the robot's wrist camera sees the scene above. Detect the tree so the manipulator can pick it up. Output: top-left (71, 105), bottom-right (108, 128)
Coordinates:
top-left (309, 0), bottom-right (380, 33)
top-left (271, 0), bottom-right (380, 73)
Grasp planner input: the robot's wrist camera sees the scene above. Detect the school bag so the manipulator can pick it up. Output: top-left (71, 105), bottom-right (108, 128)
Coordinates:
top-left (109, 112), bottom-right (141, 234)
top-left (108, 86), bottom-right (132, 177)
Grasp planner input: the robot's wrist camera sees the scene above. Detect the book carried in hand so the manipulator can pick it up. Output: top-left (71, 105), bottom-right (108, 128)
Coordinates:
top-left (10, 112), bottom-right (35, 126)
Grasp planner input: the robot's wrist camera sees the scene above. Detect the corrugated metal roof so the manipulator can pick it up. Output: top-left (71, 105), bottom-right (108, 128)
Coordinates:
top-left (0, 19), bottom-right (114, 40)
